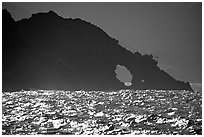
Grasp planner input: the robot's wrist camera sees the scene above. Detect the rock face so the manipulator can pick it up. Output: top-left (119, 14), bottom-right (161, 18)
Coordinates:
top-left (2, 9), bottom-right (192, 91)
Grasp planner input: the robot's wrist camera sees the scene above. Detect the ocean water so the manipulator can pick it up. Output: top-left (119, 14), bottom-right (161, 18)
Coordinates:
top-left (2, 87), bottom-right (202, 135)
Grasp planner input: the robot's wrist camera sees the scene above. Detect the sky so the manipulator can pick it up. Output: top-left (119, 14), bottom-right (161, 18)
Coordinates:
top-left (2, 2), bottom-right (202, 83)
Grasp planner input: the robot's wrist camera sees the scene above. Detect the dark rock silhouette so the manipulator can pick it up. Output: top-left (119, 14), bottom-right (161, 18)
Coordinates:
top-left (2, 9), bottom-right (192, 91)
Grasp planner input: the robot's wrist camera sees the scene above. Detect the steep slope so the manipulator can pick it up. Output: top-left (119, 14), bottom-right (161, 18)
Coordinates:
top-left (2, 9), bottom-right (192, 91)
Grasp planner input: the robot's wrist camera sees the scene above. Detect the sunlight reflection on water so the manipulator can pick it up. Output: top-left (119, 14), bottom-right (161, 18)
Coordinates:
top-left (2, 89), bottom-right (202, 135)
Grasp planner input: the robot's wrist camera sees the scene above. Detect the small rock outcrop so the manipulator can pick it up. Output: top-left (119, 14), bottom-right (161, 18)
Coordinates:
top-left (2, 9), bottom-right (192, 91)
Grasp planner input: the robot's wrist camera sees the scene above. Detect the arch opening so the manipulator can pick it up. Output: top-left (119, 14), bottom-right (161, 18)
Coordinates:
top-left (115, 65), bottom-right (133, 87)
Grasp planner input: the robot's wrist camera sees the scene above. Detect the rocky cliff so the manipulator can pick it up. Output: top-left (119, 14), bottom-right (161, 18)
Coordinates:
top-left (2, 9), bottom-right (192, 91)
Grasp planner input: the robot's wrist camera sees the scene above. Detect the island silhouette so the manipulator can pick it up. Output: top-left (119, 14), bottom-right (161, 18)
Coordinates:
top-left (2, 9), bottom-right (192, 91)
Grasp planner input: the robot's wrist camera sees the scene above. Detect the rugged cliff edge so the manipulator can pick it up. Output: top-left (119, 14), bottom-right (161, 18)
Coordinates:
top-left (2, 9), bottom-right (192, 91)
